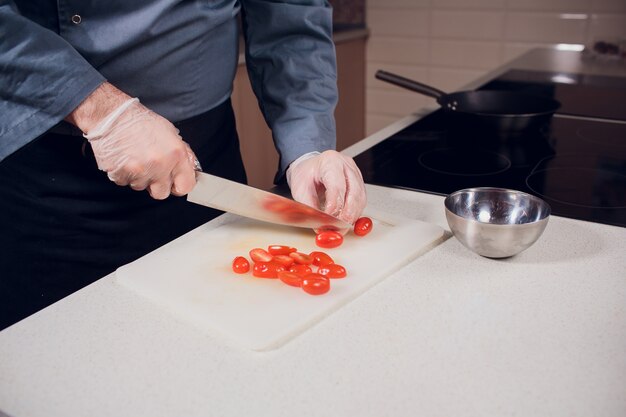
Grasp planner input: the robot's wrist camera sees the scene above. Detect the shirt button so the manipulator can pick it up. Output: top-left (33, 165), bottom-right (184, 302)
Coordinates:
top-left (71, 14), bottom-right (82, 24)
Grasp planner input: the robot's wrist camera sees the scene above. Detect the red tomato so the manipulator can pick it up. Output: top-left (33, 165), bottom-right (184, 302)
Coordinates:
top-left (315, 231), bottom-right (344, 249)
top-left (252, 262), bottom-right (284, 278)
top-left (354, 217), bottom-right (373, 237)
top-left (317, 264), bottom-right (347, 278)
top-left (267, 245), bottom-right (297, 256)
top-left (232, 256), bottom-right (250, 274)
top-left (278, 271), bottom-right (303, 287)
top-left (289, 264), bottom-right (313, 276)
top-left (301, 274), bottom-right (331, 295)
top-left (272, 255), bottom-right (295, 268)
top-left (249, 248), bottom-right (273, 263)
top-left (309, 251), bottom-right (334, 267)
top-left (289, 251), bottom-right (313, 265)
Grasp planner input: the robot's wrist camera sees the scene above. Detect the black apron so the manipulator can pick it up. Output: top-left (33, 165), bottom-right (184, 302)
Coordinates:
top-left (0, 99), bottom-right (247, 329)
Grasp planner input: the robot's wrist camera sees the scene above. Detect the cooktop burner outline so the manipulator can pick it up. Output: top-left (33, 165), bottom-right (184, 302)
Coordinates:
top-left (526, 167), bottom-right (626, 209)
top-left (418, 148), bottom-right (512, 176)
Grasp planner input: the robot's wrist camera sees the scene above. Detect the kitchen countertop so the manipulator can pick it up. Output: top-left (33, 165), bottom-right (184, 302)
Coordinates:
top-left (1, 48), bottom-right (626, 417)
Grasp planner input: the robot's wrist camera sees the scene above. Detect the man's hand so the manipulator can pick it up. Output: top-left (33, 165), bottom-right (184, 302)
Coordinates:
top-left (287, 150), bottom-right (367, 225)
top-left (65, 82), bottom-right (198, 200)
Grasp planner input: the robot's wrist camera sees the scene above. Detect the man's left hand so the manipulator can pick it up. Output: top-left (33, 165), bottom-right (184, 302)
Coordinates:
top-left (287, 150), bottom-right (367, 225)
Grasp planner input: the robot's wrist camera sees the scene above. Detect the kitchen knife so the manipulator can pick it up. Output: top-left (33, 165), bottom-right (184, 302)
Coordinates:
top-left (187, 171), bottom-right (351, 230)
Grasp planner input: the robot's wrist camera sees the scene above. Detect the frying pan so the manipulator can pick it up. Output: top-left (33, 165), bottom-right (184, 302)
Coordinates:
top-left (375, 70), bottom-right (561, 131)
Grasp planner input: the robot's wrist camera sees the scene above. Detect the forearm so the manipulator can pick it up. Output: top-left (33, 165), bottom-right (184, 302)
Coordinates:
top-left (64, 82), bottom-right (131, 134)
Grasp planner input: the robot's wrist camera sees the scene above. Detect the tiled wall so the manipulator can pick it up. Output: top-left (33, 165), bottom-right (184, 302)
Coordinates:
top-left (366, 0), bottom-right (626, 134)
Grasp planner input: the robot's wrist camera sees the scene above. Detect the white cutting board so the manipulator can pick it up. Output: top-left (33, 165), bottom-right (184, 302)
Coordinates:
top-left (115, 207), bottom-right (445, 351)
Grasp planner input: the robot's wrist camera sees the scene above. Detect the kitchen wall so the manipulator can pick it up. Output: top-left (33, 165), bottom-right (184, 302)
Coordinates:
top-left (329, 0), bottom-right (366, 29)
top-left (366, 0), bottom-right (626, 135)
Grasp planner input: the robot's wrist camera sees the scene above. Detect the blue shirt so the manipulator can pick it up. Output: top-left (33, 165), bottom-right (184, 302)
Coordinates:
top-left (0, 0), bottom-right (338, 175)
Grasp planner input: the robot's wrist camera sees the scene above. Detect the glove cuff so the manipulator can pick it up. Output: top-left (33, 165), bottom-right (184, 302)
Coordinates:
top-left (83, 98), bottom-right (140, 140)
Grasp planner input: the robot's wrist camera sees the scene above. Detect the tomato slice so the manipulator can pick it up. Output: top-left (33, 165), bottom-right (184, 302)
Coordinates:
top-left (232, 256), bottom-right (250, 274)
top-left (309, 251), bottom-right (334, 267)
top-left (354, 217), bottom-right (373, 237)
top-left (249, 248), bottom-right (273, 263)
top-left (267, 245), bottom-right (297, 256)
top-left (252, 262), bottom-right (284, 278)
top-left (289, 251), bottom-right (313, 265)
top-left (301, 273), bottom-right (330, 295)
top-left (278, 271), bottom-right (303, 287)
top-left (272, 255), bottom-right (295, 268)
top-left (315, 230), bottom-right (344, 249)
top-left (317, 263), bottom-right (347, 278)
top-left (289, 264), bottom-right (313, 276)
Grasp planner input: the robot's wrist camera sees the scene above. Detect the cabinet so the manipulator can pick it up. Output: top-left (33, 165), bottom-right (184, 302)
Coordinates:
top-left (231, 32), bottom-right (366, 190)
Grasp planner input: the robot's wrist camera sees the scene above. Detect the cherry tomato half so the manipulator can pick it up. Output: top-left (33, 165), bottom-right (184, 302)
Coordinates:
top-left (253, 262), bottom-right (284, 278)
top-left (302, 274), bottom-right (331, 295)
top-left (354, 217), bottom-right (373, 237)
top-left (272, 255), bottom-right (295, 268)
top-left (317, 263), bottom-right (347, 279)
top-left (278, 271), bottom-right (303, 287)
top-left (315, 231), bottom-right (344, 249)
top-left (267, 245), bottom-right (297, 256)
top-left (289, 251), bottom-right (313, 265)
top-left (289, 264), bottom-right (313, 276)
top-left (232, 256), bottom-right (250, 274)
top-left (309, 251), bottom-right (334, 267)
top-left (249, 248), bottom-right (273, 263)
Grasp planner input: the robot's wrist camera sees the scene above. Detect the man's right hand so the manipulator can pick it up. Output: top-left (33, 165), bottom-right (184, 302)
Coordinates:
top-left (65, 82), bottom-right (198, 200)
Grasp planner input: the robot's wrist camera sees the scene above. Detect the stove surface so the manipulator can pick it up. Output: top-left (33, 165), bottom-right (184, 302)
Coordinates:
top-left (355, 112), bottom-right (626, 227)
top-left (356, 68), bottom-right (626, 227)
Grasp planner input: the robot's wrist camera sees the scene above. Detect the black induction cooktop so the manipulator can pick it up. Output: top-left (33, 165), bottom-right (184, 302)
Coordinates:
top-left (355, 70), bottom-right (626, 227)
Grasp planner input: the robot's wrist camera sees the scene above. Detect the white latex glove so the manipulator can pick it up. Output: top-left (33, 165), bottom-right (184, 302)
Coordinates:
top-left (286, 150), bottom-right (367, 225)
top-left (84, 98), bottom-right (198, 200)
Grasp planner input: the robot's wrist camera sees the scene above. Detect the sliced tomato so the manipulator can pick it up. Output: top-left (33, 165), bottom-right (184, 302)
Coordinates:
top-left (252, 262), bottom-right (284, 278)
top-left (317, 263), bottom-right (347, 278)
top-left (315, 230), bottom-right (344, 249)
top-left (267, 245), bottom-right (297, 256)
top-left (278, 271), bottom-right (303, 287)
top-left (232, 256), bottom-right (250, 274)
top-left (309, 251), bottom-right (334, 267)
top-left (272, 255), bottom-right (295, 268)
top-left (354, 217), bottom-right (373, 237)
top-left (289, 264), bottom-right (313, 276)
top-left (301, 273), bottom-right (331, 295)
top-left (249, 248), bottom-right (273, 263)
top-left (289, 251), bottom-right (313, 265)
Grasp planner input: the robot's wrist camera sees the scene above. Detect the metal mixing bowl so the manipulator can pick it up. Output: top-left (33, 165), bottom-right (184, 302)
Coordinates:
top-left (444, 187), bottom-right (551, 258)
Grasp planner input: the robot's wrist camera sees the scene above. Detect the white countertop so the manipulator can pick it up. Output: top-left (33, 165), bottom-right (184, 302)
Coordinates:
top-left (1, 48), bottom-right (626, 417)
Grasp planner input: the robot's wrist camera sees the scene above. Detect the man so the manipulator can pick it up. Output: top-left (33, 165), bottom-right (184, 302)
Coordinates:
top-left (0, 0), bottom-right (367, 329)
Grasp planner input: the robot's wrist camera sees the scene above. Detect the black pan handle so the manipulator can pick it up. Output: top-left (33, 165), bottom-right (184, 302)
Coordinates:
top-left (375, 70), bottom-right (447, 100)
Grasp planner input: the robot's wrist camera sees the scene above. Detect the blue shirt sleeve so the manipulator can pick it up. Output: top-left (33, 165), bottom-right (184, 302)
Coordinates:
top-left (239, 0), bottom-right (338, 180)
top-left (0, 0), bottom-right (105, 161)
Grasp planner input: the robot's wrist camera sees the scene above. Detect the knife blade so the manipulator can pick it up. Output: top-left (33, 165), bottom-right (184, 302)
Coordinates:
top-left (187, 171), bottom-right (351, 230)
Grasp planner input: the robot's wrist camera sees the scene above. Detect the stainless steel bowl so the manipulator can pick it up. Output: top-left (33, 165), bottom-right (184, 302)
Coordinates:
top-left (444, 187), bottom-right (551, 258)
